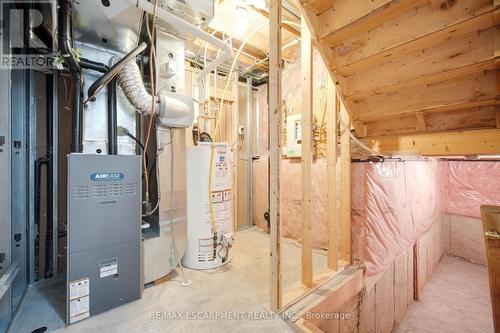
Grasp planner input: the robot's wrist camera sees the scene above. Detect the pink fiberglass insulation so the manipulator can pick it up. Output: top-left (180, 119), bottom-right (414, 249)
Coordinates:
top-left (447, 161), bottom-right (500, 219)
top-left (352, 160), bottom-right (448, 276)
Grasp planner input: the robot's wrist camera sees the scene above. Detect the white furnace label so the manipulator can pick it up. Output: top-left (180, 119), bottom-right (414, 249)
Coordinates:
top-left (99, 258), bottom-right (118, 278)
top-left (69, 278), bottom-right (90, 323)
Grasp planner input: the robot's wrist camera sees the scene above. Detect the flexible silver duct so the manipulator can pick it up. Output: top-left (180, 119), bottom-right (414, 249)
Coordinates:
top-left (110, 56), bottom-right (159, 115)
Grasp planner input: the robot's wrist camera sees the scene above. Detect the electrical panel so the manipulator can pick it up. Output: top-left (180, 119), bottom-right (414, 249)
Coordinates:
top-left (285, 113), bottom-right (302, 158)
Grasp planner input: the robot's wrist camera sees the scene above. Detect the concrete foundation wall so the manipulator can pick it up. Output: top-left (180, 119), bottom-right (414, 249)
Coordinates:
top-left (442, 213), bottom-right (487, 265)
top-left (299, 218), bottom-right (445, 333)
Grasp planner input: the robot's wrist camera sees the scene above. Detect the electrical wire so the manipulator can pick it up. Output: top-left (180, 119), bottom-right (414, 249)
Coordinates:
top-left (206, 20), bottom-right (301, 233)
top-left (338, 115), bottom-right (391, 158)
top-left (143, 0), bottom-right (159, 205)
top-left (142, 128), bottom-right (173, 218)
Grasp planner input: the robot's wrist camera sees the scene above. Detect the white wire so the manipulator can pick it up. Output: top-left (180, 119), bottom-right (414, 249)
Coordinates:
top-left (338, 116), bottom-right (391, 158)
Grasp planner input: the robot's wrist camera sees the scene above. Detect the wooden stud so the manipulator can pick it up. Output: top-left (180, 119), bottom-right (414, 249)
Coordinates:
top-left (480, 205), bottom-right (500, 333)
top-left (340, 105), bottom-right (351, 265)
top-left (413, 242), bottom-right (419, 301)
top-left (301, 15), bottom-right (314, 288)
top-left (326, 76), bottom-right (338, 271)
top-left (269, 0), bottom-right (282, 312)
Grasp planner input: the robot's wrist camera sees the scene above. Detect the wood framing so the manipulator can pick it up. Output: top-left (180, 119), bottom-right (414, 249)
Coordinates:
top-left (301, 15), bottom-right (314, 288)
top-left (363, 128), bottom-right (500, 156)
top-left (295, 0), bottom-right (499, 155)
top-left (340, 106), bottom-right (351, 265)
top-left (480, 205), bottom-right (500, 332)
top-left (326, 75), bottom-right (337, 270)
top-left (269, 0), bottom-right (282, 311)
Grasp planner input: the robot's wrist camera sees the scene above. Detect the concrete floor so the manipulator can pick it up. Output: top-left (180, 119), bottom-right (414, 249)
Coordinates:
top-left (9, 227), bottom-right (327, 333)
top-left (397, 256), bottom-right (494, 333)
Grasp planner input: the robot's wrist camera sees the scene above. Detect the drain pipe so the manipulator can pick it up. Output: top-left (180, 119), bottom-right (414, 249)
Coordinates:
top-left (107, 79), bottom-right (118, 155)
top-left (58, 0), bottom-right (83, 153)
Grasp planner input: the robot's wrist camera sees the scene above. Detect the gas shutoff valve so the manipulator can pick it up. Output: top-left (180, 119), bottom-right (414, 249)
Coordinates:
top-left (221, 232), bottom-right (234, 247)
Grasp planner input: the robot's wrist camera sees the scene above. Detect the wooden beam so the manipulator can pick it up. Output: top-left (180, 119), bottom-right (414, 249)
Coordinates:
top-left (496, 110), bottom-right (500, 129)
top-left (344, 27), bottom-right (496, 99)
top-left (308, 0), bottom-right (333, 15)
top-left (329, 0), bottom-right (491, 69)
top-left (296, 3), bottom-right (364, 137)
top-left (247, 4), bottom-right (301, 37)
top-left (364, 128), bottom-right (500, 156)
top-left (326, 74), bottom-right (337, 271)
top-left (333, 9), bottom-right (494, 75)
top-left (355, 71), bottom-right (498, 122)
top-left (319, 0), bottom-right (426, 45)
top-left (301, 16), bottom-right (313, 288)
top-left (365, 106), bottom-right (498, 137)
top-left (347, 60), bottom-right (496, 101)
top-left (269, 0), bottom-right (282, 312)
top-left (340, 106), bottom-right (351, 265)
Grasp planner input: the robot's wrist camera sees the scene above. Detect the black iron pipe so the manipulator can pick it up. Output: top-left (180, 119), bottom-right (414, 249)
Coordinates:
top-left (80, 58), bottom-right (109, 73)
top-left (45, 74), bottom-right (54, 278)
top-left (107, 79), bottom-right (118, 155)
top-left (58, 0), bottom-right (83, 153)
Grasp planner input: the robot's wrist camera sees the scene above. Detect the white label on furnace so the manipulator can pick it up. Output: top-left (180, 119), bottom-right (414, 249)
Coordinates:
top-left (70, 295), bottom-right (90, 323)
top-left (69, 278), bottom-right (89, 300)
top-left (69, 278), bottom-right (90, 323)
top-left (99, 258), bottom-right (118, 278)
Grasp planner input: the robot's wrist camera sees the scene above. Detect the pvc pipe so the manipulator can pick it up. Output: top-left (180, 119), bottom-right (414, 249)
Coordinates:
top-left (196, 47), bottom-right (232, 80)
top-left (129, 0), bottom-right (227, 50)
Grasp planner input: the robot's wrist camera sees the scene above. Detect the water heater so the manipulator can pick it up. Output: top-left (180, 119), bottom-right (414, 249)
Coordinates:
top-left (183, 143), bottom-right (234, 269)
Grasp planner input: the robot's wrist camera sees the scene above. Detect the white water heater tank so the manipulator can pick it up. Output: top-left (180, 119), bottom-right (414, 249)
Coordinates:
top-left (183, 142), bottom-right (233, 269)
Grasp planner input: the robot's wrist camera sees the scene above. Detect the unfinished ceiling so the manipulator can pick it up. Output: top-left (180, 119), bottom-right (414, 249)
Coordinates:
top-left (298, 0), bottom-right (499, 155)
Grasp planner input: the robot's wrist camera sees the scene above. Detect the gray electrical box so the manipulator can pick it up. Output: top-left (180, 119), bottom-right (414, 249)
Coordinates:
top-left (66, 154), bottom-right (142, 324)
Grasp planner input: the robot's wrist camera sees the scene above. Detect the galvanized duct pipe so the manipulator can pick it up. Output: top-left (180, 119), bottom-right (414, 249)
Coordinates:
top-left (110, 56), bottom-right (159, 115)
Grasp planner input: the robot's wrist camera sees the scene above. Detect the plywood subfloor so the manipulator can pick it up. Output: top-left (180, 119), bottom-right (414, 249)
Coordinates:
top-left (10, 227), bottom-right (327, 333)
top-left (397, 256), bottom-right (493, 333)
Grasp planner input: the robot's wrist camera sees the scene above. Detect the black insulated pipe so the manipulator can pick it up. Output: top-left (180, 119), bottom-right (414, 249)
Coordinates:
top-left (107, 79), bottom-right (118, 155)
top-left (58, 0), bottom-right (83, 153)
